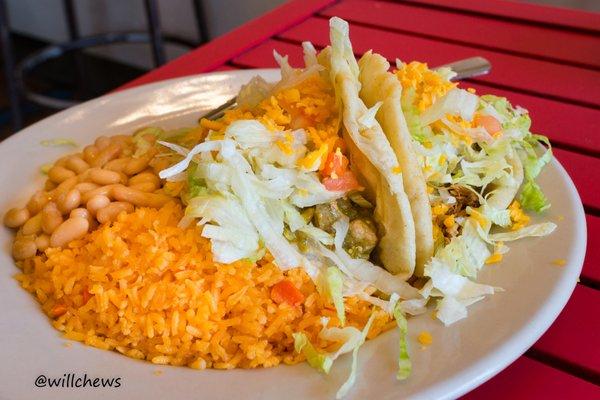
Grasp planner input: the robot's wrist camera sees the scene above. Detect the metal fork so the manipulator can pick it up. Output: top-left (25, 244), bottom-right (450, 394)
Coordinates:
top-left (200, 56), bottom-right (491, 121)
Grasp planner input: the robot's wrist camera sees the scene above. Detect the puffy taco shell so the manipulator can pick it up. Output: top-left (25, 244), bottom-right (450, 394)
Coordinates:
top-left (358, 51), bottom-right (434, 276)
top-left (328, 17), bottom-right (416, 277)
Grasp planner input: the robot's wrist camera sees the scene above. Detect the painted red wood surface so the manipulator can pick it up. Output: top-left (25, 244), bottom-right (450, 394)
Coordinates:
top-left (552, 148), bottom-right (600, 211)
top-left (322, 0), bottom-right (600, 68)
top-left (462, 357), bottom-right (600, 399)
top-left (533, 285), bottom-right (600, 377)
top-left (405, 0), bottom-right (600, 33)
top-left (279, 17), bottom-right (600, 107)
top-left (118, 0), bottom-right (599, 397)
top-left (583, 215), bottom-right (600, 285)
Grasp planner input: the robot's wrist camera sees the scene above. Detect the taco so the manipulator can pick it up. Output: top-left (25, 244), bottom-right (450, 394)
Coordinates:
top-left (391, 61), bottom-right (555, 324)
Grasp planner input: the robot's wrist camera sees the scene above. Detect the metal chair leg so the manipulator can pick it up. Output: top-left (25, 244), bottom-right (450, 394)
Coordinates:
top-left (144, 0), bottom-right (166, 67)
top-left (0, 0), bottom-right (22, 132)
top-left (192, 0), bottom-right (209, 44)
top-left (63, 0), bottom-right (89, 101)
top-left (63, 0), bottom-right (80, 40)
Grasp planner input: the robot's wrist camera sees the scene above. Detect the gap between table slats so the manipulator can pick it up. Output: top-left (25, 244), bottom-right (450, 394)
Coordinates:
top-left (529, 285), bottom-right (600, 383)
top-left (277, 17), bottom-right (600, 108)
top-left (320, 0), bottom-right (600, 70)
top-left (582, 215), bottom-right (600, 288)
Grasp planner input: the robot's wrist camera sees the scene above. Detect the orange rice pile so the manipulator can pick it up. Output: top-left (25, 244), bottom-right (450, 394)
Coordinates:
top-left (16, 202), bottom-right (392, 369)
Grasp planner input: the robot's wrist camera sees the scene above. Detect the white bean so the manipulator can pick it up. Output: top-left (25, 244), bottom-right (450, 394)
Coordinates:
top-left (13, 239), bottom-right (37, 260)
top-left (86, 194), bottom-right (111, 215)
top-left (50, 217), bottom-right (89, 248)
top-left (4, 208), bottom-right (30, 228)
top-left (41, 202), bottom-right (63, 234)
top-left (96, 202), bottom-right (134, 224)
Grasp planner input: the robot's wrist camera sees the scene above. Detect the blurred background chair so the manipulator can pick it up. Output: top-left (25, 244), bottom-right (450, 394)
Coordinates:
top-left (0, 0), bottom-right (211, 133)
top-left (0, 0), bottom-right (288, 137)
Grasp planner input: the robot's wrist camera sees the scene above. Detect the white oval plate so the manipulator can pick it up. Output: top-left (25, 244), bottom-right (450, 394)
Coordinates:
top-left (0, 69), bottom-right (586, 400)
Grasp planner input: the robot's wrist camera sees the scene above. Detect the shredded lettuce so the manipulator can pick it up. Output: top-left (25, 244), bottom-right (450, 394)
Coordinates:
top-left (293, 312), bottom-right (377, 398)
top-left (420, 88), bottom-right (478, 126)
top-left (186, 162), bottom-right (207, 199)
top-left (293, 332), bottom-right (333, 373)
top-left (400, 88), bottom-right (428, 143)
top-left (488, 222), bottom-right (557, 242)
top-left (393, 305), bottom-right (411, 380)
top-left (424, 254), bottom-right (497, 325)
top-left (433, 219), bottom-right (491, 278)
top-left (324, 267), bottom-right (346, 325)
top-left (40, 138), bottom-right (77, 147)
top-left (185, 193), bottom-right (260, 263)
top-left (478, 205), bottom-right (511, 228)
top-left (519, 134), bottom-right (552, 212)
top-left (335, 312), bottom-right (376, 399)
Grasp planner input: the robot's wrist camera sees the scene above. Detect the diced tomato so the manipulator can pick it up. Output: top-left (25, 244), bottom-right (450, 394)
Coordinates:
top-left (323, 170), bottom-right (361, 192)
top-left (50, 303), bottom-right (68, 318)
top-left (82, 286), bottom-right (92, 305)
top-left (474, 115), bottom-right (502, 136)
top-left (322, 148), bottom-right (349, 178)
top-left (271, 280), bottom-right (305, 306)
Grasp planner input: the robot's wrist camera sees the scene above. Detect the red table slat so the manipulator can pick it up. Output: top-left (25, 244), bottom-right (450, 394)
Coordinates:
top-left (406, 0), bottom-right (600, 33)
top-left (119, 0), bottom-right (336, 90)
top-left (583, 215), bottom-right (600, 285)
top-left (233, 40), bottom-right (600, 155)
top-left (465, 83), bottom-right (600, 156)
top-left (553, 148), bottom-right (600, 211)
top-left (278, 18), bottom-right (600, 107)
top-left (233, 39), bottom-right (303, 67)
top-left (461, 356), bottom-right (600, 399)
top-left (323, 0), bottom-right (600, 68)
top-left (532, 285), bottom-right (600, 377)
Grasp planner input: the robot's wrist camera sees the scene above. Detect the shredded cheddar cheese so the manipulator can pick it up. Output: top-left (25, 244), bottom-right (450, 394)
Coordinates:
top-left (298, 142), bottom-right (329, 170)
top-left (485, 253), bottom-right (503, 264)
top-left (443, 215), bottom-right (455, 228)
top-left (395, 61), bottom-right (456, 112)
top-left (201, 74), bottom-right (342, 166)
top-left (417, 331), bottom-right (433, 346)
top-left (509, 201), bottom-right (530, 231)
top-left (432, 203), bottom-right (449, 217)
top-left (552, 259), bottom-right (567, 267)
top-left (438, 154), bottom-right (447, 166)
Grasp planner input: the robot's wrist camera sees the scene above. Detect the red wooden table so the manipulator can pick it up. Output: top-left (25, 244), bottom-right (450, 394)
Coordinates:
top-left (122, 0), bottom-right (600, 397)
